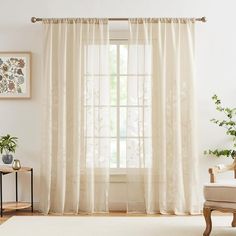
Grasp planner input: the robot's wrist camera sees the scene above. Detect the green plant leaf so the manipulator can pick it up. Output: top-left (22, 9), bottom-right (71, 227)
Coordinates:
top-left (0, 134), bottom-right (18, 154)
top-left (205, 95), bottom-right (236, 159)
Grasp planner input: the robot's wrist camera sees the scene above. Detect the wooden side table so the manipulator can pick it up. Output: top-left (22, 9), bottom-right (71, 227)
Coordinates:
top-left (0, 166), bottom-right (33, 217)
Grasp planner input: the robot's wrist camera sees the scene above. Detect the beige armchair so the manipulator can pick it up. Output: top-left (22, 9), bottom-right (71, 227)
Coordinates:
top-left (203, 158), bottom-right (236, 236)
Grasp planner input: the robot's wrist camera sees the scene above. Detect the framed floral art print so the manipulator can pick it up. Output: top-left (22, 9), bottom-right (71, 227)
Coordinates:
top-left (0, 52), bottom-right (31, 98)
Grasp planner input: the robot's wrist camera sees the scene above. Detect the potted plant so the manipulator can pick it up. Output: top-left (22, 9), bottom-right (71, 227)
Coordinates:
top-left (0, 134), bottom-right (18, 164)
top-left (204, 95), bottom-right (236, 158)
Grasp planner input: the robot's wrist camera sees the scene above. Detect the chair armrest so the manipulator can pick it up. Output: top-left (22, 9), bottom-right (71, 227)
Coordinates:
top-left (209, 160), bottom-right (236, 183)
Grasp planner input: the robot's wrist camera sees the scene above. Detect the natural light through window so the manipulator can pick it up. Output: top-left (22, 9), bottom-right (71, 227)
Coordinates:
top-left (84, 40), bottom-right (151, 169)
top-left (110, 42), bottom-right (128, 168)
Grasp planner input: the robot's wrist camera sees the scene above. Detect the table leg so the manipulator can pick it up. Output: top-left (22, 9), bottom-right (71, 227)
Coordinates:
top-left (15, 172), bottom-right (18, 202)
top-left (31, 169), bottom-right (33, 212)
top-left (0, 172), bottom-right (2, 217)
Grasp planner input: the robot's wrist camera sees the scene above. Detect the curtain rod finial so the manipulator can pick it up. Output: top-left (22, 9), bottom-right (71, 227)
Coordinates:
top-left (201, 16), bottom-right (207, 22)
top-left (31, 17), bottom-right (37, 23)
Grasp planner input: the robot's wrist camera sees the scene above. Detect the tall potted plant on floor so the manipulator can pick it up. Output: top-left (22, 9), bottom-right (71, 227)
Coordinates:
top-left (0, 134), bottom-right (18, 164)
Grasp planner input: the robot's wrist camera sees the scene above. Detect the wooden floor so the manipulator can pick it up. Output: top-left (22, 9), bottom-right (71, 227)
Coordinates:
top-left (0, 210), bottom-right (230, 225)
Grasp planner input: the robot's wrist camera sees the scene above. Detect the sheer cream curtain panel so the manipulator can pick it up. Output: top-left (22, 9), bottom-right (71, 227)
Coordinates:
top-left (126, 18), bottom-right (200, 214)
top-left (40, 17), bottom-right (200, 215)
top-left (40, 19), bottom-right (110, 214)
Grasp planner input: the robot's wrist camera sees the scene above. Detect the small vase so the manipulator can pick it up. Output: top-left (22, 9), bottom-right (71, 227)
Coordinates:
top-left (12, 159), bottom-right (21, 170)
top-left (2, 154), bottom-right (13, 164)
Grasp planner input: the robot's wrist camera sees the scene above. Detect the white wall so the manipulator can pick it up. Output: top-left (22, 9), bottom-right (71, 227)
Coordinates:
top-left (0, 0), bottom-right (235, 210)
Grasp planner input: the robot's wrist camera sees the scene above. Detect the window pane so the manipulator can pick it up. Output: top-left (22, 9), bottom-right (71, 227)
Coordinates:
top-left (126, 138), bottom-right (141, 168)
top-left (85, 76), bottom-right (110, 106)
top-left (86, 138), bottom-right (110, 168)
top-left (127, 107), bottom-right (139, 137)
top-left (110, 76), bottom-right (117, 105)
top-left (120, 107), bottom-right (127, 137)
top-left (85, 107), bottom-right (110, 137)
top-left (120, 45), bottom-right (128, 74)
top-left (109, 45), bottom-right (117, 74)
top-left (120, 76), bottom-right (127, 105)
top-left (110, 138), bottom-right (117, 168)
top-left (99, 76), bottom-right (110, 106)
top-left (120, 138), bottom-right (126, 168)
top-left (127, 76), bottom-right (138, 105)
top-left (110, 107), bottom-right (117, 137)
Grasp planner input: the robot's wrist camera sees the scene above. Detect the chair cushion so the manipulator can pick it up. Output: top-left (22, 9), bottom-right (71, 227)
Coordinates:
top-left (204, 200), bottom-right (236, 209)
top-left (204, 179), bottom-right (236, 203)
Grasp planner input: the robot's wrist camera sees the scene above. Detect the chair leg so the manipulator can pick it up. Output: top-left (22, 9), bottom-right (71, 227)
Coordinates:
top-left (232, 213), bottom-right (236, 227)
top-left (203, 207), bottom-right (212, 236)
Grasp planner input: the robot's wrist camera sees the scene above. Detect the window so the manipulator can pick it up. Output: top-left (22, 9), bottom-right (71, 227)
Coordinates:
top-left (109, 40), bottom-right (152, 169)
top-left (110, 41), bottom-right (128, 168)
top-left (84, 38), bottom-right (151, 169)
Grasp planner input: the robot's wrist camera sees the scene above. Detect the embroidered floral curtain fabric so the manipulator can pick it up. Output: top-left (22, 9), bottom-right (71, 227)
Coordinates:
top-left (40, 18), bottom-right (200, 215)
top-left (40, 19), bottom-right (110, 214)
top-left (127, 19), bottom-right (200, 214)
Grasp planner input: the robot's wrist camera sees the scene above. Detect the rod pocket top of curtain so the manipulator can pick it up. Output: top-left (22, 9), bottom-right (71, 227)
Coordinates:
top-left (41, 18), bottom-right (109, 24)
top-left (129, 18), bottom-right (197, 24)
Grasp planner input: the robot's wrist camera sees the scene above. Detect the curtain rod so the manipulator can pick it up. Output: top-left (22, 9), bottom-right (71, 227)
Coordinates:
top-left (31, 16), bottom-right (207, 23)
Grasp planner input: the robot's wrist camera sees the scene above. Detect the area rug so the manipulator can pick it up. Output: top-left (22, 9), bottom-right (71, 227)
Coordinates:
top-left (0, 216), bottom-right (235, 236)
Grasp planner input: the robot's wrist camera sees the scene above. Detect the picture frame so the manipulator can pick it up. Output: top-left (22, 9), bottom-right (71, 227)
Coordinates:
top-left (0, 52), bottom-right (31, 98)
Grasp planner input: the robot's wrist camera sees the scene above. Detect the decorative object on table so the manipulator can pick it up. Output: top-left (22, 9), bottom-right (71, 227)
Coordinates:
top-left (204, 94), bottom-right (236, 158)
top-left (12, 159), bottom-right (21, 170)
top-left (0, 134), bottom-right (18, 164)
top-left (0, 52), bottom-right (31, 98)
